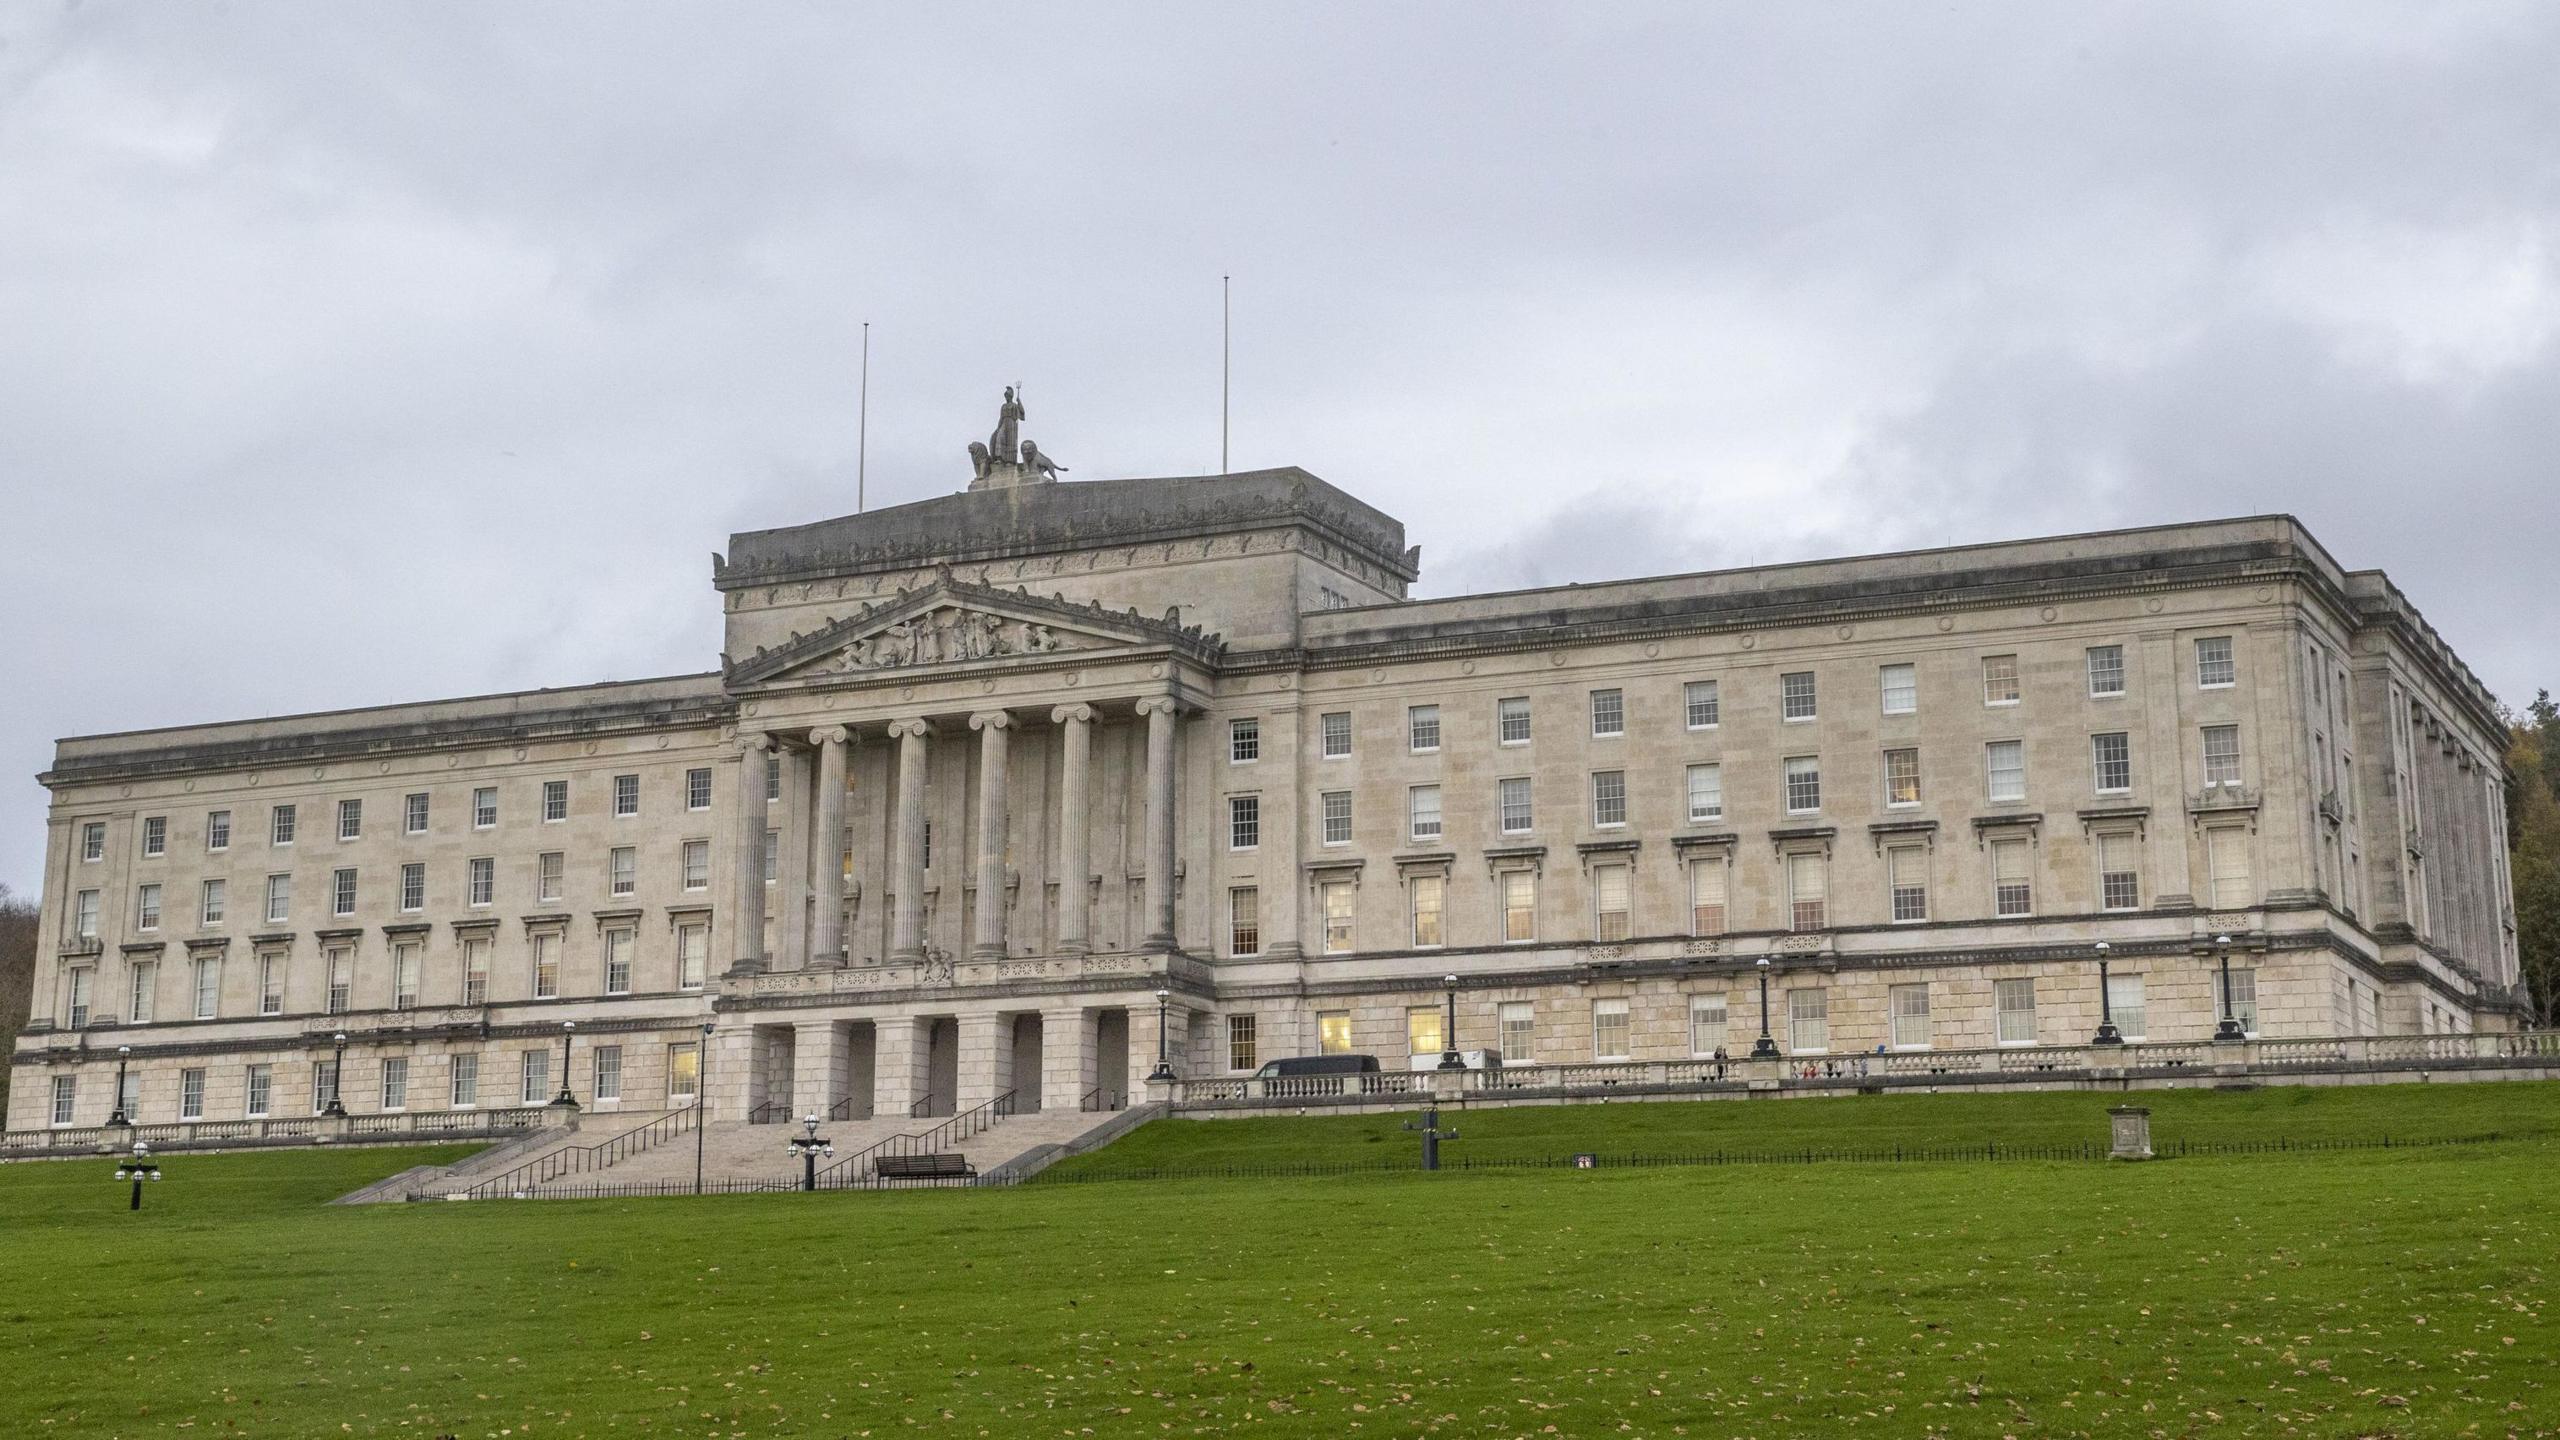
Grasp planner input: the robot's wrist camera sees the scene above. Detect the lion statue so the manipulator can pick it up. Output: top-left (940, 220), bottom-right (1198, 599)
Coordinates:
top-left (1019, 439), bottom-right (1067, 480)
top-left (967, 441), bottom-right (993, 481)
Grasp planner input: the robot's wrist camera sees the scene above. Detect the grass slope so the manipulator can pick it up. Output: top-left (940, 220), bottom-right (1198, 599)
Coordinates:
top-left (0, 1085), bottom-right (2553, 1438)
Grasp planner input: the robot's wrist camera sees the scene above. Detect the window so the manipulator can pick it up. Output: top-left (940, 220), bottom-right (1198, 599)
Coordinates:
top-left (450, 1053), bottom-right (480, 1108)
top-left (679, 841), bottom-right (707, 891)
top-left (2196, 635), bottom-right (2236, 688)
top-left (381, 1056), bottom-right (410, 1111)
top-left (1591, 770), bottom-right (1627, 828)
top-left (1321, 882), bottom-right (1354, 954)
top-left (1497, 696), bottom-right (1531, 745)
top-left (1986, 740), bottom-right (2026, 803)
top-left (74, 889), bottom-right (99, 939)
top-left (1320, 712), bottom-right (1352, 759)
top-left (603, 928), bottom-right (632, 995)
top-left (668, 1042), bottom-right (701, 1102)
top-left (1407, 1006), bottom-right (1444, 1057)
top-left (521, 1050), bottom-right (551, 1105)
top-left (1500, 1002), bottom-right (1535, 1065)
top-left (200, 878), bottom-right (227, 926)
top-left (1884, 748), bottom-right (1921, 807)
top-left (193, 956), bottom-right (219, 1019)
top-left (1226, 1015), bottom-right (1257, 1073)
top-left (271, 804), bottom-right (297, 846)
top-left (1408, 785), bottom-right (1442, 842)
top-left (2202, 725), bottom-right (2242, 788)
top-left (469, 856), bottom-right (496, 906)
top-left (2094, 831), bottom-right (2140, 910)
top-left (613, 774), bottom-right (639, 818)
top-left (1685, 764), bottom-right (1723, 823)
top-left (1783, 756), bottom-right (1821, 815)
top-left (1781, 671), bottom-right (1817, 721)
top-left (2206, 825), bottom-right (2252, 908)
top-left (1408, 705), bottom-right (1441, 752)
top-left (532, 932), bottom-right (559, 998)
top-left (180, 1068), bottom-right (205, 1120)
top-left (399, 863), bottom-right (425, 913)
top-left (1890, 984), bottom-right (1931, 1049)
top-left (311, 1060), bottom-right (340, 1114)
top-left (1689, 995), bottom-right (1728, 1057)
top-left (67, 966), bottom-right (104, 1032)
top-left (1886, 845), bottom-right (1927, 923)
top-left (475, 786), bottom-right (500, 828)
top-left (2106, 974), bottom-right (2147, 1041)
top-left (206, 810), bottom-right (232, 852)
top-left (392, 942), bottom-right (420, 1010)
top-left (1500, 870), bottom-right (1536, 943)
top-left (2228, 967), bottom-right (2259, 1036)
top-left (537, 852), bottom-right (564, 903)
top-left (1991, 838), bottom-right (2032, 917)
top-left (1787, 988), bottom-right (1828, 1054)
top-left (677, 925), bottom-right (707, 990)
top-left (1592, 998), bottom-right (1630, 1061)
top-left (1498, 777), bottom-right (1534, 834)
top-left (404, 792), bottom-right (430, 834)
top-left (1229, 717), bottom-right (1260, 763)
top-left (1317, 1012), bottom-right (1353, 1056)
top-left (1228, 795), bottom-right (1260, 850)
top-left (764, 831), bottom-right (779, 884)
top-left (1690, 859), bottom-right (1728, 936)
top-left (141, 816), bottom-right (166, 858)
top-left (1592, 863), bottom-right (1630, 941)
top-left (337, 799), bottom-right (362, 842)
top-left (1982, 654), bottom-right (2021, 706)
top-left (1880, 663), bottom-right (1917, 715)
top-left (259, 953), bottom-right (284, 1015)
top-left (463, 937), bottom-right (491, 1005)
top-left (1786, 851), bottom-right (1827, 932)
top-left (1320, 791), bottom-right (1353, 846)
top-left (1227, 887), bottom-right (1260, 956)
top-left (325, 947), bottom-right (352, 1013)
top-left (765, 755), bottom-right (781, 802)
top-left (81, 821), bottom-right (105, 862)
top-left (128, 960), bottom-right (156, 1023)
top-left (1590, 689), bottom-right (1625, 738)
top-left (246, 1064), bottom-right (272, 1118)
top-left (1410, 873), bottom-right (1445, 947)
top-left (137, 883), bottom-right (161, 932)
top-left (542, 780), bottom-right (568, 822)
top-left (685, 768), bottom-right (712, 811)
top-left (52, 1075), bottom-right (76, 1126)
top-left (265, 873), bottom-right (291, 924)
top-left (1685, 679), bottom-right (1720, 729)
top-left (2086, 645), bottom-right (2126, 698)
top-left (1995, 978), bottom-right (2037, 1045)
top-left (2091, 733), bottom-right (2133, 794)
top-left (610, 847), bottom-right (636, 897)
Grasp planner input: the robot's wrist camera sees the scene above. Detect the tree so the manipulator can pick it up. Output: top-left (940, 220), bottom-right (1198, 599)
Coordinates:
top-left (0, 883), bottom-right (35, 1117)
top-left (2509, 693), bottom-right (2560, 1027)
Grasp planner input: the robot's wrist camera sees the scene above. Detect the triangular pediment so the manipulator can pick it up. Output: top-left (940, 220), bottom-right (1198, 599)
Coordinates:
top-left (726, 573), bottom-right (1224, 687)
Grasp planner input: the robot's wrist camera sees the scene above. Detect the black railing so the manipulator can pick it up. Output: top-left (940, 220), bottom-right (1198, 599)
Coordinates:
top-left (1080, 1086), bottom-right (1127, 1113)
top-left (813, 1089), bottom-right (1015, 1187)
top-left (829, 1096), bottom-right (863, 1122)
top-left (462, 1104), bottom-right (699, 1198)
top-left (748, 1100), bottom-right (793, 1125)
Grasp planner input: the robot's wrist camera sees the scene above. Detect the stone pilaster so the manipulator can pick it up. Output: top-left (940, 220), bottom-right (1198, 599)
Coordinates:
top-left (1041, 1006), bottom-right (1094, 1111)
top-left (873, 1016), bottom-right (925, 1118)
top-left (792, 1020), bottom-right (848, 1119)
top-left (956, 1011), bottom-right (1008, 1110)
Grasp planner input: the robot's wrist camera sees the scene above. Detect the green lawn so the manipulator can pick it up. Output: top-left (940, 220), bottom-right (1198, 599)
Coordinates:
top-left (2, 1083), bottom-right (2554, 1437)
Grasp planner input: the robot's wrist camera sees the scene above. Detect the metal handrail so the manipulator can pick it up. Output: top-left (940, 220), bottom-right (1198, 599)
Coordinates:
top-left (463, 1104), bottom-right (698, 1198)
top-left (810, 1089), bottom-right (1015, 1187)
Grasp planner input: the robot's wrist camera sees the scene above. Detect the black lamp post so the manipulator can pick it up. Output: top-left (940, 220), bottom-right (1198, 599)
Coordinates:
top-left (1749, 956), bottom-right (1781, 1059)
top-left (112, 1139), bottom-right (161, 1211)
top-left (1437, 973), bottom-right (1466, 1072)
top-left (1404, 1105), bottom-right (1460, 1170)
top-left (2092, 942), bottom-right (2124, 1046)
top-left (694, 1021), bottom-right (714, 1197)
top-left (551, 1020), bottom-right (579, 1108)
top-left (108, 1044), bottom-right (133, 1128)
top-left (321, 1031), bottom-right (350, 1117)
top-left (785, 1112), bottom-right (832, 1192)
top-left (1147, 987), bottom-right (1177, 1084)
top-left (2211, 933), bottom-right (2249, 1043)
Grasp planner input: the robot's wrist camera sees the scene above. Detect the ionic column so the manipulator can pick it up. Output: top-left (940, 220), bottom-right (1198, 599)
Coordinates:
top-left (777, 745), bottom-right (813, 966)
top-left (809, 726), bottom-right (852, 969)
top-left (969, 710), bottom-right (1014, 960)
top-left (887, 719), bottom-right (933, 963)
top-left (1135, 696), bottom-right (1181, 951)
top-left (1050, 704), bottom-right (1095, 955)
top-left (727, 733), bottom-right (771, 976)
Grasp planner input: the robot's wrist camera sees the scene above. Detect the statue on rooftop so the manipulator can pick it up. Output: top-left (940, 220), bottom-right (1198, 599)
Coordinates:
top-left (989, 386), bottom-right (1024, 465)
top-left (1019, 439), bottom-right (1067, 480)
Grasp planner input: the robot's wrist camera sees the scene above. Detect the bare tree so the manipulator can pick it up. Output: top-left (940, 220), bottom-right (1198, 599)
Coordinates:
top-left (0, 884), bottom-right (37, 1117)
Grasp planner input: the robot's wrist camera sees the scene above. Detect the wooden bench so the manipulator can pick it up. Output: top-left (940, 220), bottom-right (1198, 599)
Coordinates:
top-left (873, 1152), bottom-right (975, 1181)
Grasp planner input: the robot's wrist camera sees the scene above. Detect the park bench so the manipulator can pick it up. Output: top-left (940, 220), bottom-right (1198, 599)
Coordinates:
top-left (873, 1152), bottom-right (975, 1181)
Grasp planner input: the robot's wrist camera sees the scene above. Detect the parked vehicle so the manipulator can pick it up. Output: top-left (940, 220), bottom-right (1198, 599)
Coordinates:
top-left (1405, 1048), bottom-right (1504, 1072)
top-left (1253, 1053), bottom-right (1382, 1080)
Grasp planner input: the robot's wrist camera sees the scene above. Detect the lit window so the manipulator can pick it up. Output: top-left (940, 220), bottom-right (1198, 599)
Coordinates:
top-left (1321, 881), bottom-right (1355, 954)
top-left (1410, 873), bottom-right (1445, 948)
top-left (1320, 712), bottom-right (1352, 759)
top-left (1783, 756), bottom-right (1821, 815)
top-left (1982, 654), bottom-right (2021, 706)
top-left (1591, 770), bottom-right (1627, 827)
top-left (1884, 748), bottom-right (1921, 807)
top-left (1685, 680), bottom-right (1719, 729)
top-left (1228, 887), bottom-right (1260, 956)
top-left (1408, 785), bottom-right (1442, 841)
top-left (1590, 689), bottom-right (1624, 738)
top-left (1228, 795), bottom-right (1260, 850)
top-left (1592, 863), bottom-right (1630, 941)
top-left (1317, 1011), bottom-right (1353, 1055)
top-left (1320, 791), bottom-right (1353, 846)
top-left (2086, 645), bottom-right (2126, 698)
top-left (1781, 671), bottom-right (1818, 722)
top-left (1408, 705), bottom-right (1441, 753)
top-left (1229, 718), bottom-right (1260, 764)
top-left (1497, 697), bottom-right (1532, 745)
top-left (1406, 1006), bottom-right (1444, 1058)
top-left (2196, 636), bottom-right (2236, 688)
top-left (2092, 732), bottom-right (2133, 793)
top-left (1879, 663), bottom-right (1917, 716)
top-left (1498, 777), bottom-right (1533, 833)
top-left (1226, 1015), bottom-right (1257, 1073)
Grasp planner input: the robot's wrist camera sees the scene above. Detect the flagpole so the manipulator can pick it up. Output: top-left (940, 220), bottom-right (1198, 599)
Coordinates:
top-left (1220, 274), bottom-right (1231, 474)
top-left (856, 321), bottom-right (870, 512)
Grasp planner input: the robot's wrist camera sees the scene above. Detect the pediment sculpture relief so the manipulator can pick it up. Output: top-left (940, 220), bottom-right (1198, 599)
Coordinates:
top-left (834, 606), bottom-right (1076, 670)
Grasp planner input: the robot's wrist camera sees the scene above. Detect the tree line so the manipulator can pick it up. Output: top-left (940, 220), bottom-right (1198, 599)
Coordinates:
top-left (2511, 691), bottom-right (2560, 1025)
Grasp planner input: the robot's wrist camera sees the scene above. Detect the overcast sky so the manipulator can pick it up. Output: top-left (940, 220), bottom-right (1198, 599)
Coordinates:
top-left (3, 2), bottom-right (2556, 895)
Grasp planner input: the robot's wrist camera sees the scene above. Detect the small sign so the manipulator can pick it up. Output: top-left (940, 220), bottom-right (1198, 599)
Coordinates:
top-left (1572, 1153), bottom-right (1597, 1170)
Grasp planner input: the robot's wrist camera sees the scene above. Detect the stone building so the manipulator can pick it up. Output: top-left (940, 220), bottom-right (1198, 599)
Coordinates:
top-left (8, 410), bottom-right (2527, 1132)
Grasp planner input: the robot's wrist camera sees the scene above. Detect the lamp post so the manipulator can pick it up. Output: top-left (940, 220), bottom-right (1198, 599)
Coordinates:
top-left (1437, 973), bottom-right (1465, 1072)
top-left (2211, 933), bottom-right (2248, 1043)
top-left (695, 1021), bottom-right (714, 1196)
top-left (321, 1031), bottom-right (350, 1118)
top-left (1146, 987), bottom-right (1177, 1084)
top-left (551, 1020), bottom-right (578, 1108)
top-left (785, 1112), bottom-right (832, 1192)
top-left (2092, 943), bottom-right (2124, 1046)
top-left (1749, 956), bottom-right (1781, 1059)
top-left (112, 1139), bottom-right (161, 1211)
top-left (108, 1044), bottom-right (133, 1127)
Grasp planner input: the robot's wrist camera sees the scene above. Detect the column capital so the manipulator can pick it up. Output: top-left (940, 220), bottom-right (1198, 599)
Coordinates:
top-left (967, 709), bottom-right (1015, 732)
top-left (807, 724), bottom-right (852, 748)
top-left (1134, 696), bottom-right (1180, 718)
top-left (886, 717), bottom-right (934, 740)
top-left (1050, 702), bottom-right (1095, 726)
top-left (738, 731), bottom-right (774, 754)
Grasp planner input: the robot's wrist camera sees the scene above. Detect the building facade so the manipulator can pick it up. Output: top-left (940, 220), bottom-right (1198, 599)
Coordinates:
top-left (10, 440), bottom-right (2528, 1133)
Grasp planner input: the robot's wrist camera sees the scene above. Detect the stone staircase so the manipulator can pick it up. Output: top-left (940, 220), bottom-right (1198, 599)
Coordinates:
top-left (501, 1103), bottom-right (1139, 1196)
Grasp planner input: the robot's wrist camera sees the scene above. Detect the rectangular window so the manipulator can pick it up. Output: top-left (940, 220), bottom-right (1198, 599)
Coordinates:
top-left (764, 830), bottom-right (779, 884)
top-left (137, 883), bottom-right (161, 932)
top-left (542, 780), bottom-right (568, 822)
top-left (399, 863), bottom-right (425, 913)
top-left (332, 868), bottom-right (357, 917)
top-left (613, 774), bottom-right (639, 818)
top-left (2086, 645), bottom-right (2126, 697)
top-left (1410, 873), bottom-right (1445, 947)
top-left (537, 852), bottom-right (564, 903)
top-left (668, 1042), bottom-right (701, 1102)
top-left (311, 1060), bottom-right (339, 1114)
top-left (2229, 967), bottom-right (2259, 1036)
top-left (1783, 756), bottom-right (1821, 815)
top-left (1321, 881), bottom-right (1355, 954)
top-left (679, 841), bottom-right (707, 891)
top-left (1221, 717), bottom-right (1259, 766)
top-left (1226, 1015), bottom-right (1257, 1073)
top-left (1995, 977), bottom-right (2037, 1045)
top-left (1320, 791), bottom-right (1353, 846)
top-left (1497, 696), bottom-right (1532, 745)
top-left (271, 804), bottom-right (297, 846)
top-left (200, 878), bottom-right (226, 926)
top-left (337, 799), bottom-right (362, 842)
top-left (68, 966), bottom-right (94, 1027)
top-left (1408, 705), bottom-right (1441, 753)
top-left (474, 787), bottom-right (499, 828)
top-left (463, 936), bottom-right (491, 1005)
top-left (1590, 688), bottom-right (1625, 737)
top-left (1781, 671), bottom-right (1818, 721)
top-left (1228, 794), bottom-right (1260, 850)
top-left (51, 1075), bottom-right (75, 1126)
top-left (82, 821), bottom-right (106, 862)
top-left (74, 890), bottom-right (98, 940)
top-left (1592, 998), bottom-right (1630, 1061)
top-left (603, 928), bottom-right (633, 995)
top-left (685, 768), bottom-right (712, 811)
top-left (1982, 654), bottom-right (2021, 706)
top-left (1591, 770), bottom-right (1627, 828)
top-left (610, 847), bottom-right (636, 896)
top-left (392, 942), bottom-right (420, 1010)
top-left (1991, 838), bottom-right (2033, 917)
top-left (677, 925), bottom-right (707, 990)
top-left (265, 873), bottom-right (291, 924)
top-left (1986, 740), bottom-right (2026, 803)
top-left (2201, 725), bottom-right (2242, 788)
top-left (1408, 784), bottom-right (1443, 841)
top-left (532, 932), bottom-right (559, 999)
top-left (1787, 851), bottom-right (1827, 932)
top-left (142, 816), bottom-right (166, 858)
top-left (1884, 747), bottom-right (1922, 807)
top-left (2196, 635), bottom-right (2236, 688)
top-left (404, 792), bottom-right (430, 835)
top-left (521, 1050), bottom-right (550, 1106)
top-left (1890, 983), bottom-right (1931, 1049)
top-left (1407, 1005), bottom-right (1444, 1058)
top-left (1689, 995), bottom-right (1728, 1057)
top-left (2107, 974), bottom-right (2147, 1041)
top-left (1320, 712), bottom-right (1352, 759)
top-left (2206, 825), bottom-right (2252, 908)
top-left (1500, 1001), bottom-right (1535, 1065)
top-left (1500, 870), bottom-right (1536, 943)
top-left (381, 1056), bottom-right (409, 1111)
top-left (469, 856), bottom-right (496, 906)
top-left (206, 810), bottom-right (231, 852)
top-left (764, 755), bottom-right (781, 802)
top-left (1685, 679), bottom-right (1720, 729)
top-left (193, 956), bottom-right (219, 1019)
top-left (1592, 863), bottom-right (1630, 941)
top-left (450, 1053), bottom-right (480, 1108)
top-left (1685, 763), bottom-right (1723, 823)
top-left (259, 953), bottom-right (283, 1016)
top-left (1317, 1011), bottom-right (1353, 1056)
top-left (326, 946), bottom-right (352, 1013)
top-left (245, 1064), bottom-right (272, 1118)
top-left (1689, 860), bottom-right (1728, 936)
top-left (2097, 833), bottom-right (2140, 911)
top-left (2092, 733), bottom-right (2133, 793)
top-left (128, 960), bottom-right (155, 1023)
top-left (1498, 777), bottom-right (1534, 834)
top-left (180, 1067), bottom-right (205, 1120)
top-left (1227, 887), bottom-right (1260, 956)
top-left (1787, 988), bottom-right (1828, 1054)
top-left (1886, 844), bottom-right (1927, 923)
top-left (1879, 663), bottom-right (1917, 715)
